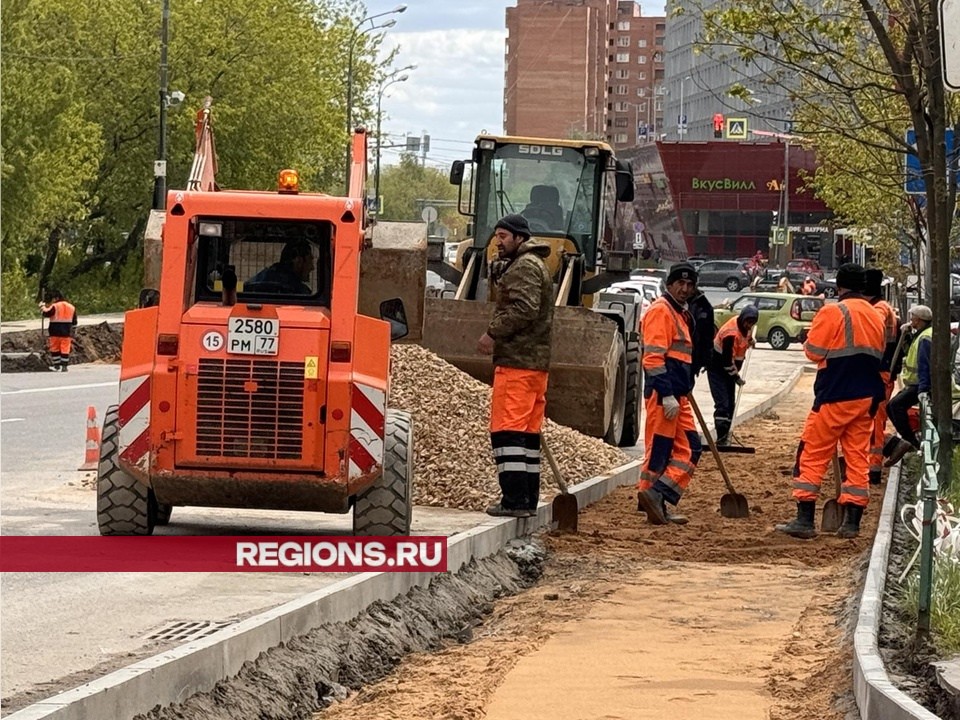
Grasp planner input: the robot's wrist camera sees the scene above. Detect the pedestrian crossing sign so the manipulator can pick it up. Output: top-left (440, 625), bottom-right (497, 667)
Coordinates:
top-left (726, 118), bottom-right (748, 139)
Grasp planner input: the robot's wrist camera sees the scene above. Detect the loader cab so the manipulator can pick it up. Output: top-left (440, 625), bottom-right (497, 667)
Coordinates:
top-left (193, 217), bottom-right (333, 307)
top-left (451, 136), bottom-right (631, 272)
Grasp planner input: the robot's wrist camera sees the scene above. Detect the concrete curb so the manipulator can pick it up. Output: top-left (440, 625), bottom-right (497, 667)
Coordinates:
top-left (730, 364), bottom-right (805, 432)
top-left (853, 462), bottom-right (941, 720)
top-left (6, 461), bottom-right (640, 720)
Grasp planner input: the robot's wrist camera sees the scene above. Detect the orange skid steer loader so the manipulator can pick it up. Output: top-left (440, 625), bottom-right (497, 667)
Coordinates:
top-left (97, 99), bottom-right (414, 536)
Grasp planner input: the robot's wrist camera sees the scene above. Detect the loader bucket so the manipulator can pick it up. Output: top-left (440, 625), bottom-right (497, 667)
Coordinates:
top-left (421, 297), bottom-right (622, 439)
top-left (359, 222), bottom-right (427, 343)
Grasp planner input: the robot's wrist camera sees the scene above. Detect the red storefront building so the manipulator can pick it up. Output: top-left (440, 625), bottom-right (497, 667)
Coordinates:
top-left (618, 141), bottom-right (852, 268)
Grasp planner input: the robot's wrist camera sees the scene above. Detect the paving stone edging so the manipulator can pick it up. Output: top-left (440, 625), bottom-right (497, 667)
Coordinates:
top-left (6, 460), bottom-right (642, 720)
top-left (853, 461), bottom-right (942, 720)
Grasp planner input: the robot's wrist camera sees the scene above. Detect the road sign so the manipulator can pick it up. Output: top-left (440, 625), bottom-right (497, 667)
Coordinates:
top-left (726, 118), bottom-right (748, 139)
top-left (941, 0), bottom-right (960, 91)
top-left (904, 127), bottom-right (957, 195)
top-left (421, 205), bottom-right (438, 223)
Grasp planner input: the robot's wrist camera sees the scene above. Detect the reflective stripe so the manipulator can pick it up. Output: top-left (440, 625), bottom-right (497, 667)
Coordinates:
top-left (657, 474), bottom-right (683, 494)
top-left (805, 343), bottom-right (830, 357)
top-left (841, 484), bottom-right (869, 497)
top-left (837, 303), bottom-right (855, 348)
top-left (792, 481), bottom-right (821, 493)
top-left (644, 344), bottom-right (668, 354)
top-left (497, 461), bottom-right (528, 473)
top-left (493, 446), bottom-right (527, 457)
top-left (669, 341), bottom-right (693, 353)
top-left (668, 458), bottom-right (696, 475)
top-left (646, 366), bottom-right (667, 376)
top-left (640, 470), bottom-right (659, 482)
top-left (827, 346), bottom-right (883, 360)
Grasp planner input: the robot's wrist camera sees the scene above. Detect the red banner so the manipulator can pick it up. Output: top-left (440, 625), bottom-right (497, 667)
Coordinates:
top-left (0, 536), bottom-right (448, 573)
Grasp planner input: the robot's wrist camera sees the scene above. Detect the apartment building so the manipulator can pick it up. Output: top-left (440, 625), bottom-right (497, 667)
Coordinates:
top-left (504, 0), bottom-right (665, 150)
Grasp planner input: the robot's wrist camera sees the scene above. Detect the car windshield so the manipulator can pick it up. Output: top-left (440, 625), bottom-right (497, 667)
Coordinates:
top-left (194, 217), bottom-right (332, 306)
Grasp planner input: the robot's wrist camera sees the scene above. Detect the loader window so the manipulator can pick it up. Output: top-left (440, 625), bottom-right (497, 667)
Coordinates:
top-left (194, 218), bottom-right (332, 306)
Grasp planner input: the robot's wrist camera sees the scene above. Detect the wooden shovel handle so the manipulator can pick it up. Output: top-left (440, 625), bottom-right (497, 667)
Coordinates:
top-left (688, 394), bottom-right (739, 496)
top-left (540, 436), bottom-right (569, 495)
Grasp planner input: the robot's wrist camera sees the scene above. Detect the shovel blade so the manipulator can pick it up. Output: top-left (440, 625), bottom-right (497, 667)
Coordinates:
top-left (821, 499), bottom-right (842, 533)
top-left (552, 493), bottom-right (579, 533)
top-left (720, 492), bottom-right (750, 518)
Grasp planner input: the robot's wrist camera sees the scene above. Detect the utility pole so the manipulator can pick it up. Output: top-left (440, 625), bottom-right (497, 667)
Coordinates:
top-left (152, 0), bottom-right (170, 210)
top-left (782, 138), bottom-right (790, 266)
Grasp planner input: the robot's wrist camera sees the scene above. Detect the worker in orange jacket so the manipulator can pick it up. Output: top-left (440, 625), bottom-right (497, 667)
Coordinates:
top-left (864, 268), bottom-right (899, 485)
top-left (636, 262), bottom-right (701, 525)
top-left (39, 289), bottom-right (78, 372)
top-left (707, 305), bottom-right (758, 445)
top-left (776, 264), bottom-right (885, 539)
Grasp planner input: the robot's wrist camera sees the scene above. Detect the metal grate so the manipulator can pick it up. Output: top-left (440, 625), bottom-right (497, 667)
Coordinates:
top-left (196, 359), bottom-right (304, 459)
top-left (144, 620), bottom-right (233, 644)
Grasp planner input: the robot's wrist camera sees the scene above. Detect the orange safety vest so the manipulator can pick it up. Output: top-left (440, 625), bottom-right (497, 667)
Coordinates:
top-left (803, 295), bottom-right (884, 408)
top-left (712, 316), bottom-right (750, 366)
top-left (45, 300), bottom-right (77, 337)
top-left (641, 295), bottom-right (694, 399)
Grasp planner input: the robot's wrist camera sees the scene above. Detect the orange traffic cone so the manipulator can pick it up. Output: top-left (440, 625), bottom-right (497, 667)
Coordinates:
top-left (78, 406), bottom-right (101, 471)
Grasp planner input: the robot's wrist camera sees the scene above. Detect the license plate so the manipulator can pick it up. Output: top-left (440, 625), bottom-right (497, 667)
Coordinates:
top-left (227, 317), bottom-right (279, 356)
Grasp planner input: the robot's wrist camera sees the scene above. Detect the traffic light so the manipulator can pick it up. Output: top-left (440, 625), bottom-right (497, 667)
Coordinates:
top-left (713, 113), bottom-right (724, 138)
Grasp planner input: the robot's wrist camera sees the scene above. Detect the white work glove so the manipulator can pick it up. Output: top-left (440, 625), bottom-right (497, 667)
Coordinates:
top-left (901, 322), bottom-right (912, 333)
top-left (918, 391), bottom-right (930, 406)
top-left (725, 365), bottom-right (739, 376)
top-left (662, 395), bottom-right (680, 420)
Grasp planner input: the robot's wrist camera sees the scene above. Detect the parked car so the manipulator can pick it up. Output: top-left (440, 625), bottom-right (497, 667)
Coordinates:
top-left (714, 292), bottom-right (824, 350)
top-left (687, 256), bottom-right (707, 270)
top-left (696, 260), bottom-right (753, 292)
top-left (609, 279), bottom-right (662, 322)
top-left (786, 258), bottom-right (824, 280)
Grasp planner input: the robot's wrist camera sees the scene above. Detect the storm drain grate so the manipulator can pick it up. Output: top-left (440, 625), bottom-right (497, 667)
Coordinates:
top-left (144, 620), bottom-right (233, 644)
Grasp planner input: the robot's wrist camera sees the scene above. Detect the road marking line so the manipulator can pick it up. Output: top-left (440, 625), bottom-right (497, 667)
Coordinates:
top-left (1, 381), bottom-right (116, 396)
top-left (1, 418), bottom-right (26, 423)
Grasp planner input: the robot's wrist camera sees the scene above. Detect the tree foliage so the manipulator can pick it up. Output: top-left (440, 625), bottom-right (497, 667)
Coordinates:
top-left (1, 0), bottom-right (390, 319)
top-left (377, 154), bottom-right (468, 239)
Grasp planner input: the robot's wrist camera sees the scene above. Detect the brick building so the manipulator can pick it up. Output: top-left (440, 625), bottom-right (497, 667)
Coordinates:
top-left (504, 0), bottom-right (665, 150)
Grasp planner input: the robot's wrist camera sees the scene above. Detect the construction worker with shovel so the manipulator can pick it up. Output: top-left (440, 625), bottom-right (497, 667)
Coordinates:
top-left (776, 264), bottom-right (885, 539)
top-left (636, 262), bottom-right (702, 526)
top-left (39, 289), bottom-right (78, 372)
top-left (707, 305), bottom-right (759, 446)
top-left (477, 214), bottom-right (554, 519)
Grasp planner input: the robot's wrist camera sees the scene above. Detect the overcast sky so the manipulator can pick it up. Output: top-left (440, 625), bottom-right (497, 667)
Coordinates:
top-left (367, 0), bottom-right (667, 170)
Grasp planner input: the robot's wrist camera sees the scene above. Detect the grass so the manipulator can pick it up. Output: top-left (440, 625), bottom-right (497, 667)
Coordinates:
top-left (895, 446), bottom-right (960, 656)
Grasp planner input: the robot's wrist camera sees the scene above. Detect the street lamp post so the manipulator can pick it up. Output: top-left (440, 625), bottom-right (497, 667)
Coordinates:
top-left (374, 66), bottom-right (415, 214)
top-left (678, 75), bottom-right (691, 139)
top-left (152, 0), bottom-right (170, 210)
top-left (344, 4), bottom-right (407, 194)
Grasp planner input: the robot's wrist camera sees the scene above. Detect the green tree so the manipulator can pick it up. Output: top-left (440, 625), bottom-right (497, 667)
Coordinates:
top-left (377, 154), bottom-right (467, 238)
top-left (695, 0), bottom-right (957, 482)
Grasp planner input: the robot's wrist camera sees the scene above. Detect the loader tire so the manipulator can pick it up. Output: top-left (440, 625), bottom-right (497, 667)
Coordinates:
top-left (619, 334), bottom-right (641, 447)
top-left (603, 335), bottom-right (627, 446)
top-left (97, 405), bottom-right (155, 536)
top-left (154, 499), bottom-right (172, 526)
top-left (353, 409), bottom-right (413, 536)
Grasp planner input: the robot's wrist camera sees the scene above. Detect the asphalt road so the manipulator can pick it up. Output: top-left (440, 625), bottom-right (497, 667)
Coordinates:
top-left (0, 364), bottom-right (485, 704)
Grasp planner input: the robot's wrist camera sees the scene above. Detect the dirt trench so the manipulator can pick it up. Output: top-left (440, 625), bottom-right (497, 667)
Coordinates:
top-left (0, 323), bottom-right (123, 372)
top-left (313, 374), bottom-right (881, 720)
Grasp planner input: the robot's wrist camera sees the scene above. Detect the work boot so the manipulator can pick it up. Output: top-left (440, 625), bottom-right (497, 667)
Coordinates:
top-left (664, 504), bottom-right (689, 525)
top-left (775, 501), bottom-right (818, 539)
top-left (636, 488), bottom-right (669, 525)
top-left (485, 503), bottom-right (533, 518)
top-left (837, 504), bottom-right (864, 538)
top-left (47, 365), bottom-right (61, 372)
top-left (884, 438), bottom-right (916, 467)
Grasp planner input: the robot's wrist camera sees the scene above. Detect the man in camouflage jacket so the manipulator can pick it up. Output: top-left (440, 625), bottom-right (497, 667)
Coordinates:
top-left (477, 214), bottom-right (554, 517)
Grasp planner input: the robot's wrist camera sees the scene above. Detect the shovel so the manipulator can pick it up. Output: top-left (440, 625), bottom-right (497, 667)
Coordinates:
top-left (689, 395), bottom-right (750, 518)
top-left (718, 333), bottom-right (757, 454)
top-left (820, 454), bottom-right (844, 532)
top-left (541, 436), bottom-right (578, 533)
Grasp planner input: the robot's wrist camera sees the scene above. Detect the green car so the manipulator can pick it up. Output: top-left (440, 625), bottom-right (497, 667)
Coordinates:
top-left (713, 293), bottom-right (825, 350)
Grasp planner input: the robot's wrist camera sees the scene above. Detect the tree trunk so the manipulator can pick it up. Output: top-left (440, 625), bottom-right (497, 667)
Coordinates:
top-left (35, 226), bottom-right (62, 301)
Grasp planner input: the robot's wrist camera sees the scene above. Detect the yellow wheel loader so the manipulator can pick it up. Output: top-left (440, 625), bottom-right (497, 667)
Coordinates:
top-left (421, 134), bottom-right (643, 446)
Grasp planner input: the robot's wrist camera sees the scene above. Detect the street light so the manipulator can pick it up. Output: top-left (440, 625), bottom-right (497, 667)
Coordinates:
top-left (344, 4), bottom-right (407, 193)
top-left (678, 75), bottom-right (691, 140)
top-left (374, 65), bottom-right (415, 213)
